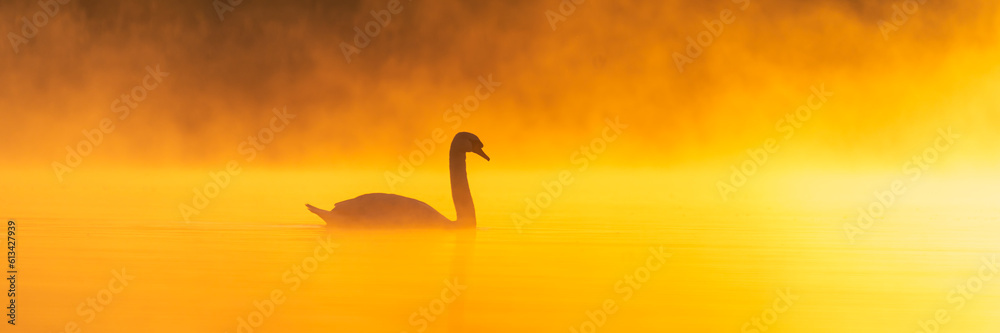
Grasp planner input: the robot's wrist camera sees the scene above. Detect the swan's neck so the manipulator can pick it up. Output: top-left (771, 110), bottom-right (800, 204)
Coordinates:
top-left (449, 148), bottom-right (476, 227)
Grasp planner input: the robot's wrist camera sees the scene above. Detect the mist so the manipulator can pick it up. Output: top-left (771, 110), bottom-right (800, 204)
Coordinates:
top-left (1, 0), bottom-right (997, 173)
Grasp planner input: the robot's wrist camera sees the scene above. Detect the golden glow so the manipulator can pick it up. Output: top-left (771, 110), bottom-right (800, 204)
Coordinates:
top-left (3, 0), bottom-right (1000, 332)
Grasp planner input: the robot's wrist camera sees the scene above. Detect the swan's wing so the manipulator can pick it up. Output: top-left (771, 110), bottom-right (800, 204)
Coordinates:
top-left (332, 193), bottom-right (449, 226)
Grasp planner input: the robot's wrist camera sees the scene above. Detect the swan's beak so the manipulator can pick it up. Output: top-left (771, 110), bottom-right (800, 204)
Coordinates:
top-left (472, 148), bottom-right (490, 161)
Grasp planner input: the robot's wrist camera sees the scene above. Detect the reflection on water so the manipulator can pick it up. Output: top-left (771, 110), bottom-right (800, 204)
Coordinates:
top-left (19, 207), bottom-right (1000, 333)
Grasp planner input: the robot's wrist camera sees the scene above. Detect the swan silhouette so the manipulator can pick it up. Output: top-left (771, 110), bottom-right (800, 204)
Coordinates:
top-left (306, 132), bottom-right (489, 228)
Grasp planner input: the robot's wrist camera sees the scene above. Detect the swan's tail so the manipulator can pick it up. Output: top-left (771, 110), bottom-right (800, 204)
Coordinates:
top-left (305, 204), bottom-right (325, 215)
top-left (305, 204), bottom-right (338, 225)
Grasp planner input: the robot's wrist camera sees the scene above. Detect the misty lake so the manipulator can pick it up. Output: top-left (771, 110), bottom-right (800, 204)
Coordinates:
top-left (19, 202), bottom-right (1000, 332)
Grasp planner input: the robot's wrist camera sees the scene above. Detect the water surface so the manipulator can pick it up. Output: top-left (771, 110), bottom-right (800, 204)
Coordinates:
top-left (20, 205), bottom-right (1000, 332)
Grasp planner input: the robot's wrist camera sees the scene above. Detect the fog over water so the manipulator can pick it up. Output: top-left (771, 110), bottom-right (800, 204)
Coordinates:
top-left (3, 1), bottom-right (1000, 332)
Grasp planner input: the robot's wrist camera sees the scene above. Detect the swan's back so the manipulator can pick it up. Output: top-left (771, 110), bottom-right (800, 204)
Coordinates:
top-left (327, 193), bottom-right (451, 227)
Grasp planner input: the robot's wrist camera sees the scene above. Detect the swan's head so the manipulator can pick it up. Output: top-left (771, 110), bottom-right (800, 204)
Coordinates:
top-left (453, 132), bottom-right (490, 161)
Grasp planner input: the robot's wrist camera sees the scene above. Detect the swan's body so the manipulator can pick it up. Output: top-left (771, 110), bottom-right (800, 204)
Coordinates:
top-left (306, 194), bottom-right (449, 227)
top-left (306, 132), bottom-right (489, 228)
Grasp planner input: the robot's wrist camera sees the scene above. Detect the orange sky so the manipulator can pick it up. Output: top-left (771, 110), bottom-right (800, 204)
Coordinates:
top-left (0, 0), bottom-right (998, 176)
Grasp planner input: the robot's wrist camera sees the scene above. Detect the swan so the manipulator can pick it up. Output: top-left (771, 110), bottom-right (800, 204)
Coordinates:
top-left (306, 132), bottom-right (489, 228)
